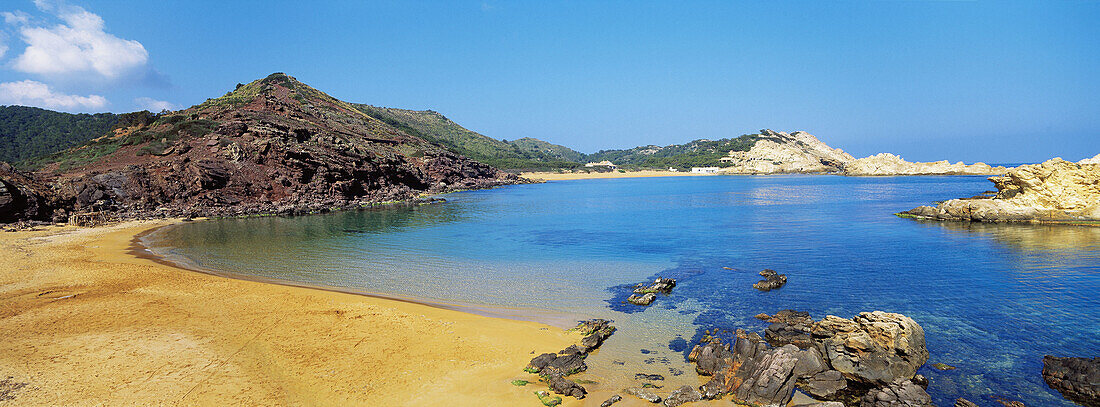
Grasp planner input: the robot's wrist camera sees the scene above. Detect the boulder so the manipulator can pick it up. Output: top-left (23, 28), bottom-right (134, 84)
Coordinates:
top-left (543, 353), bottom-right (587, 376)
top-left (663, 385), bottom-right (703, 407)
top-left (812, 311), bottom-right (929, 385)
top-left (624, 386), bottom-right (662, 403)
top-left (1042, 355), bottom-right (1100, 406)
top-left (753, 269), bottom-right (788, 291)
top-left (634, 278), bottom-right (677, 294)
top-left (858, 379), bottom-right (933, 407)
top-left (628, 293), bottom-right (656, 306)
top-left (545, 373), bottom-right (586, 399)
top-left (764, 309), bottom-right (815, 349)
top-left (600, 394), bottom-right (622, 407)
top-left (798, 369), bottom-right (847, 399)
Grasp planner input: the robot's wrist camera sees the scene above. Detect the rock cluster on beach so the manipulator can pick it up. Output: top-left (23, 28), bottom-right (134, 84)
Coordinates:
top-left (901, 155), bottom-right (1100, 223)
top-left (525, 319), bottom-right (617, 401)
top-left (1042, 355), bottom-right (1100, 406)
top-left (688, 311), bottom-right (931, 407)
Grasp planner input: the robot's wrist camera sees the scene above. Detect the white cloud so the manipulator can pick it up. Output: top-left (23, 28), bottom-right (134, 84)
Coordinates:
top-left (0, 79), bottom-right (107, 110)
top-left (134, 97), bottom-right (178, 112)
top-left (2, 11), bottom-right (31, 25)
top-left (9, 3), bottom-right (148, 80)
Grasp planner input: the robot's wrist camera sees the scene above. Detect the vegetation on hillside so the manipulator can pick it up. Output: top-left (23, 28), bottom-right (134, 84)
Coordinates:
top-left (0, 106), bottom-right (121, 165)
top-left (586, 134), bottom-right (762, 169)
top-left (354, 104), bottom-right (581, 170)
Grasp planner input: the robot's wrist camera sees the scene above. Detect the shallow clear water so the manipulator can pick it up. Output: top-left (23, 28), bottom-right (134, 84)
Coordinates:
top-left (148, 175), bottom-right (1100, 406)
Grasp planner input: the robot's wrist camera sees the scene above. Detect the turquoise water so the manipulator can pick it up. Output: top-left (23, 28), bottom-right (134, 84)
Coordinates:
top-left (147, 175), bottom-right (1100, 406)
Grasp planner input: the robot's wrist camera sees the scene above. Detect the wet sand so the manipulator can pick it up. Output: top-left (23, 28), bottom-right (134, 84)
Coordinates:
top-left (0, 220), bottom-right (579, 406)
top-left (521, 170), bottom-right (711, 181)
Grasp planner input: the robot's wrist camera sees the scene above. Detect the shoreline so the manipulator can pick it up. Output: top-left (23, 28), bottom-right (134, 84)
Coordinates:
top-left (131, 221), bottom-right (582, 329)
top-left (0, 220), bottom-right (579, 405)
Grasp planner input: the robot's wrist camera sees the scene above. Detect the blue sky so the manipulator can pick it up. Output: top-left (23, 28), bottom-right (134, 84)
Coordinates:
top-left (1, 1), bottom-right (1097, 162)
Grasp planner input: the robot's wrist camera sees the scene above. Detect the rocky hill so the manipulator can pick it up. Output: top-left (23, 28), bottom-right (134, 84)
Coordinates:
top-left (900, 155), bottom-right (1100, 223)
top-left (0, 73), bottom-right (524, 224)
top-left (716, 129), bottom-right (855, 174)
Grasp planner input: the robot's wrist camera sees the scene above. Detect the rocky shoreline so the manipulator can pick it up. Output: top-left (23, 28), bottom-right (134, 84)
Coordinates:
top-left (900, 155), bottom-right (1100, 224)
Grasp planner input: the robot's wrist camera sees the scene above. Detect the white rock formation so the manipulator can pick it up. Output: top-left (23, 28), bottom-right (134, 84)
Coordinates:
top-left (902, 157), bottom-right (1100, 222)
top-left (717, 130), bottom-right (854, 174)
top-left (844, 153), bottom-right (1008, 176)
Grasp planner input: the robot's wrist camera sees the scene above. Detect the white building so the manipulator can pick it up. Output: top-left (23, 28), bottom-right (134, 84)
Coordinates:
top-left (584, 160), bottom-right (617, 169)
top-left (691, 167), bottom-right (720, 174)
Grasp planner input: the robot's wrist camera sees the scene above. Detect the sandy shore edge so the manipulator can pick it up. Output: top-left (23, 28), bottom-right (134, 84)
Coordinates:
top-left (0, 220), bottom-right (578, 406)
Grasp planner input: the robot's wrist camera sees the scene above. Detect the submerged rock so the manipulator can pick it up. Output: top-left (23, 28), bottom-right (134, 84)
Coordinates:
top-left (954, 398), bottom-right (980, 407)
top-left (811, 311), bottom-right (929, 385)
top-left (753, 269), bottom-right (788, 291)
top-left (1042, 355), bottom-right (1100, 406)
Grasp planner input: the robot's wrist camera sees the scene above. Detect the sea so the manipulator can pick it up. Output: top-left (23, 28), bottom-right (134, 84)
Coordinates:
top-left (143, 175), bottom-right (1100, 406)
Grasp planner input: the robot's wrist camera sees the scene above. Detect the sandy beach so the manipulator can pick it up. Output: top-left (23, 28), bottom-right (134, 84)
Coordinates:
top-left (0, 220), bottom-right (578, 406)
top-left (521, 170), bottom-right (711, 181)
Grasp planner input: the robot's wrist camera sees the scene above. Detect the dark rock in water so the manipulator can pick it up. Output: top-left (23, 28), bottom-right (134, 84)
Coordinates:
top-left (753, 269), bottom-right (788, 291)
top-left (624, 386), bottom-right (662, 403)
top-left (663, 385), bottom-right (703, 407)
top-left (799, 369), bottom-right (847, 399)
top-left (764, 309), bottom-right (815, 349)
top-left (911, 374), bottom-right (928, 389)
top-left (954, 398), bottom-right (979, 407)
top-left (600, 394), bottom-right (622, 407)
top-left (931, 362), bottom-right (957, 371)
top-left (859, 379), bottom-right (933, 406)
top-left (1042, 355), bottom-right (1100, 406)
top-left (634, 278), bottom-right (677, 294)
top-left (668, 337), bottom-right (688, 352)
top-left (628, 293), bottom-right (656, 306)
top-left (575, 319), bottom-right (616, 353)
top-left (635, 373), bottom-right (664, 381)
top-left (546, 373), bottom-right (586, 399)
top-left (811, 311), bottom-right (929, 385)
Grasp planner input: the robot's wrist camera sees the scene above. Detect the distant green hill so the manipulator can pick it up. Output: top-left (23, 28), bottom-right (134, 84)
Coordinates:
top-left (586, 135), bottom-right (762, 169)
top-left (0, 106), bottom-right (121, 165)
top-left (354, 104), bottom-right (581, 170)
top-left (507, 137), bottom-right (585, 163)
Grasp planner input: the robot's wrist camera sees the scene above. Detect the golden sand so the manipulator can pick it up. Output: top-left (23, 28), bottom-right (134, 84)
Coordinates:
top-left (521, 170), bottom-right (712, 181)
top-left (0, 220), bottom-right (581, 406)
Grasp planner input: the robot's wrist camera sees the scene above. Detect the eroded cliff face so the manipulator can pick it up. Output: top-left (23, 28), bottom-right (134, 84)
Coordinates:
top-left (844, 153), bottom-right (1007, 176)
top-left (718, 130), bottom-right (855, 174)
top-left (902, 156), bottom-right (1100, 223)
